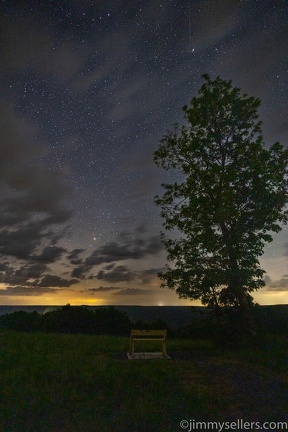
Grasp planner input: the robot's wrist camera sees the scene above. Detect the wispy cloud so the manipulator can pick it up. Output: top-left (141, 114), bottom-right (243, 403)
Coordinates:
top-left (114, 288), bottom-right (156, 296)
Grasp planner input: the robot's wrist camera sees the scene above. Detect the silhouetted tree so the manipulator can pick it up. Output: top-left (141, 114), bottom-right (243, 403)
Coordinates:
top-left (154, 75), bottom-right (288, 343)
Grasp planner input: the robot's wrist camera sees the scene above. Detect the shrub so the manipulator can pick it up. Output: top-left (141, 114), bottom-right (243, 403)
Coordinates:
top-left (0, 311), bottom-right (42, 332)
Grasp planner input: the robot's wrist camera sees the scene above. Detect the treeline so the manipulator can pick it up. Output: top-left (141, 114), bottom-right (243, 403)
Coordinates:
top-left (2, 304), bottom-right (285, 338)
top-left (0, 305), bottom-right (176, 336)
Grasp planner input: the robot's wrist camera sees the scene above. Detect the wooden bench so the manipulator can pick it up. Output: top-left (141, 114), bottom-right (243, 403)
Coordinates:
top-left (129, 329), bottom-right (167, 358)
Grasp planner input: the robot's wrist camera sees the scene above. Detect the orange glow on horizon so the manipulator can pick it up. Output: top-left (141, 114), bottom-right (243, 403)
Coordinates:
top-left (71, 298), bottom-right (106, 305)
top-left (0, 285), bottom-right (288, 306)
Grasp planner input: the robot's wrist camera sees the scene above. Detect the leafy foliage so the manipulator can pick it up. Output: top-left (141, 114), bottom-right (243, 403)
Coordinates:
top-left (154, 75), bottom-right (288, 331)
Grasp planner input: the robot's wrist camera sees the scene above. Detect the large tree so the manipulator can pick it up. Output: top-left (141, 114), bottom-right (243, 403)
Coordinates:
top-left (154, 75), bottom-right (288, 340)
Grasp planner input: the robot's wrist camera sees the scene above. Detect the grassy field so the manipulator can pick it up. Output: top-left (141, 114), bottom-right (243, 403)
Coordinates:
top-left (1, 331), bottom-right (288, 432)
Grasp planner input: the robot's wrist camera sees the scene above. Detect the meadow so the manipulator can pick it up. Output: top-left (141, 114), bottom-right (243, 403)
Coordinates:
top-left (1, 330), bottom-right (288, 432)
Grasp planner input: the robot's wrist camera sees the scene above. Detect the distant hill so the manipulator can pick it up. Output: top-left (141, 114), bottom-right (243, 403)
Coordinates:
top-left (116, 305), bottom-right (208, 328)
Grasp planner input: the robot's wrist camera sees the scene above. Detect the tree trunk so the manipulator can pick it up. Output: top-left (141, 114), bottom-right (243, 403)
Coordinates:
top-left (229, 255), bottom-right (257, 340)
top-left (220, 223), bottom-right (257, 341)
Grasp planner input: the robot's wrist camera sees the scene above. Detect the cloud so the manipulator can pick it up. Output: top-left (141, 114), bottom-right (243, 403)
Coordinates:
top-left (86, 231), bottom-right (162, 266)
top-left (0, 263), bottom-right (47, 286)
top-left (0, 13), bottom-right (83, 80)
top-left (96, 265), bottom-right (135, 283)
top-left (114, 288), bottom-right (156, 296)
top-left (37, 275), bottom-right (78, 288)
top-left (87, 285), bottom-right (158, 296)
top-left (95, 265), bottom-right (162, 285)
top-left (67, 249), bottom-right (85, 264)
top-left (88, 286), bottom-right (122, 292)
top-left (0, 286), bottom-right (62, 296)
top-left (71, 228), bottom-right (163, 279)
top-left (138, 268), bottom-right (162, 284)
top-left (0, 103), bottom-right (73, 262)
top-left (71, 19), bottom-right (139, 93)
top-left (71, 265), bottom-right (87, 279)
top-left (264, 275), bottom-right (288, 291)
top-left (0, 103), bottom-right (73, 290)
top-left (0, 262), bottom-right (78, 289)
top-left (32, 246), bottom-right (66, 263)
top-left (189, 0), bottom-right (241, 52)
top-left (0, 262), bottom-right (10, 272)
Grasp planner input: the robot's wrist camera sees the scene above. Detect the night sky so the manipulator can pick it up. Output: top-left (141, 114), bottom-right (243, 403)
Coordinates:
top-left (0, 0), bottom-right (287, 306)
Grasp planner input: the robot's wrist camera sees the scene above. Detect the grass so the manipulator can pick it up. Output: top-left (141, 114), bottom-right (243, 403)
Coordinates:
top-left (1, 331), bottom-right (288, 432)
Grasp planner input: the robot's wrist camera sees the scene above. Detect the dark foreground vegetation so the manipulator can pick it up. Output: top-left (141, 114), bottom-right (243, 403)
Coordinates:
top-left (0, 305), bottom-right (288, 431)
top-left (0, 304), bottom-right (212, 338)
top-left (0, 305), bottom-right (133, 336)
top-left (0, 330), bottom-right (288, 432)
top-left (1, 304), bottom-right (288, 341)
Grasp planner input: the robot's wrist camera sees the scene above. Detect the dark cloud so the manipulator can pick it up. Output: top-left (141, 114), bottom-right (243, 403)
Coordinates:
top-left (0, 102), bottom-right (73, 265)
top-left (0, 104), bottom-right (72, 215)
top-left (0, 222), bottom-right (69, 261)
top-left (87, 285), bottom-right (158, 296)
top-left (0, 225), bottom-right (45, 260)
top-left (103, 263), bottom-right (116, 271)
top-left (95, 265), bottom-right (161, 285)
top-left (0, 263), bottom-right (47, 286)
top-left (0, 286), bottom-right (62, 296)
top-left (0, 262), bottom-right (10, 272)
top-left (37, 275), bottom-right (78, 288)
top-left (70, 228), bottom-right (163, 280)
top-left (71, 265), bottom-right (87, 279)
top-left (96, 265), bottom-right (134, 283)
top-left (33, 246), bottom-right (66, 263)
top-left (0, 262), bottom-right (78, 289)
top-left (138, 268), bottom-right (162, 284)
top-left (67, 248), bottom-right (85, 265)
top-left (88, 286), bottom-right (122, 292)
top-left (264, 275), bottom-right (288, 291)
top-left (114, 288), bottom-right (156, 296)
top-left (87, 230), bottom-right (162, 266)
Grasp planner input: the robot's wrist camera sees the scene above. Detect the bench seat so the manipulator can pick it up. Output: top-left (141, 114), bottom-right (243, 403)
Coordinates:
top-left (129, 329), bottom-right (167, 358)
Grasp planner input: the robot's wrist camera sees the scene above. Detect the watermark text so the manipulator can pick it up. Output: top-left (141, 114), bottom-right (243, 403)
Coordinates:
top-left (180, 419), bottom-right (288, 431)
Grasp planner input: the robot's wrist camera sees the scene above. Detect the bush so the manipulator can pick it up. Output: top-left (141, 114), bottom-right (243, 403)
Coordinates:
top-left (0, 311), bottom-right (42, 332)
top-left (93, 306), bottom-right (132, 336)
top-left (42, 305), bottom-right (96, 334)
top-left (0, 305), bottom-right (132, 336)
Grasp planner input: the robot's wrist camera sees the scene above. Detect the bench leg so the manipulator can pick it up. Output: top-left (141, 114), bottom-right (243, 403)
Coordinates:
top-left (162, 340), bottom-right (167, 357)
top-left (130, 340), bottom-right (135, 358)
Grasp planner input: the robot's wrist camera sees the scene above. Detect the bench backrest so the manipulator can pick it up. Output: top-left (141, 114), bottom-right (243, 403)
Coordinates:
top-left (131, 329), bottom-right (166, 338)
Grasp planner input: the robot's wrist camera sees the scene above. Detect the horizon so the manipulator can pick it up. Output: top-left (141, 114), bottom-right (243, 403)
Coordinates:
top-left (1, 303), bottom-right (287, 307)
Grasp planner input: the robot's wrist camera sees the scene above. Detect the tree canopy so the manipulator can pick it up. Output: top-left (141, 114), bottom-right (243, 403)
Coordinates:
top-left (154, 75), bottom-right (288, 338)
